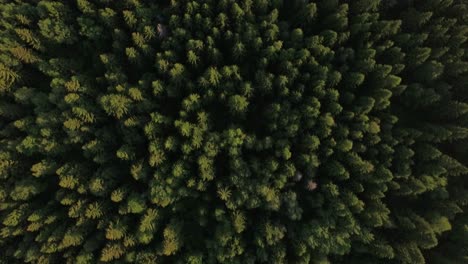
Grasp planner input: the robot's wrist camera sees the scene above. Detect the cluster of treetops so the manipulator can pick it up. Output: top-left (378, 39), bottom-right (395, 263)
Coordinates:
top-left (0, 0), bottom-right (467, 263)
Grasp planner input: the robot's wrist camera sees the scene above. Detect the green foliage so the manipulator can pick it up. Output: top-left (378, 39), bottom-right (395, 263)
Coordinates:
top-left (0, 0), bottom-right (467, 263)
top-left (100, 94), bottom-right (132, 119)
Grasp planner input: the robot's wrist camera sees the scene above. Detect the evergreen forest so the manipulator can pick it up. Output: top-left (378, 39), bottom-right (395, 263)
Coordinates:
top-left (0, 0), bottom-right (468, 263)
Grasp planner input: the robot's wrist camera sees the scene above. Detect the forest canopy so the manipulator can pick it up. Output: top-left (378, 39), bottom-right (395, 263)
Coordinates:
top-left (0, 0), bottom-right (467, 263)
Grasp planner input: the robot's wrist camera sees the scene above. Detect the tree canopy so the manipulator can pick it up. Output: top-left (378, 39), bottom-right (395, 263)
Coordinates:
top-left (0, 0), bottom-right (467, 263)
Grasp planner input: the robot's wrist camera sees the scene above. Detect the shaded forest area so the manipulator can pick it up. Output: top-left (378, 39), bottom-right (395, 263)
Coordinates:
top-left (0, 0), bottom-right (467, 263)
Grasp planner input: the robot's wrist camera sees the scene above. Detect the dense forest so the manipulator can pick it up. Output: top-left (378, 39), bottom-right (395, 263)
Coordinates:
top-left (0, 0), bottom-right (467, 263)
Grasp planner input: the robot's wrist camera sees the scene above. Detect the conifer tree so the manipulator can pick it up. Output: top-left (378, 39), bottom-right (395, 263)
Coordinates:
top-left (0, 0), bottom-right (467, 263)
